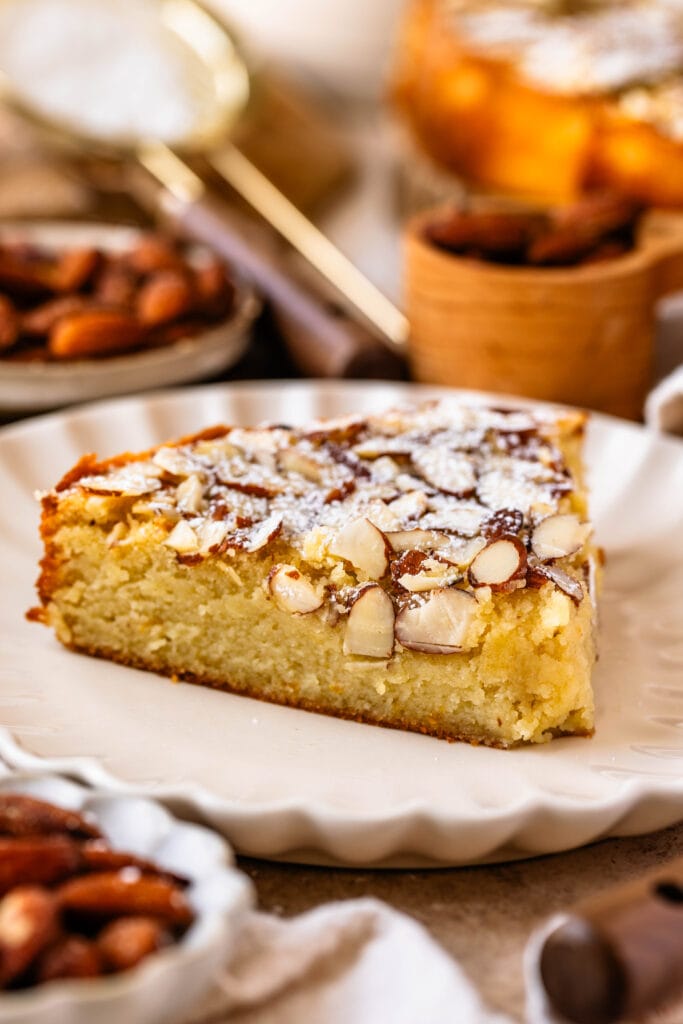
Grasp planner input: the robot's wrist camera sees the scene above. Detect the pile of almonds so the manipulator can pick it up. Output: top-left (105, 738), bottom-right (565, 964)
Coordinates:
top-left (0, 235), bottom-right (235, 361)
top-left (425, 193), bottom-right (643, 267)
top-left (0, 793), bottom-right (194, 990)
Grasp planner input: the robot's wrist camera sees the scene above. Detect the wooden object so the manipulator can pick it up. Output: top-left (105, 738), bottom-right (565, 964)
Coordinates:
top-left (540, 855), bottom-right (683, 1024)
top-left (404, 209), bottom-right (683, 420)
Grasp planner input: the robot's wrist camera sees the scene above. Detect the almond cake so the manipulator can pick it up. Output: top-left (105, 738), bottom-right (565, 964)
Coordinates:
top-left (29, 400), bottom-right (599, 747)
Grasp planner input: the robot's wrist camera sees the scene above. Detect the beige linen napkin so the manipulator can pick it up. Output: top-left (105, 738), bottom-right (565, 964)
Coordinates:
top-left (187, 898), bottom-right (513, 1024)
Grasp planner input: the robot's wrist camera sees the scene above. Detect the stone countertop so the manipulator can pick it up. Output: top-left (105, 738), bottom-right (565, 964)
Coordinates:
top-left (239, 822), bottom-right (683, 1022)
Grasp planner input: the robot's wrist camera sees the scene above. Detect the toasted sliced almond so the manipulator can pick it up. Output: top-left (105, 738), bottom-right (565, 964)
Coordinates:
top-left (197, 519), bottom-right (230, 554)
top-left (386, 528), bottom-right (450, 553)
top-left (245, 513), bottom-right (283, 552)
top-left (387, 490), bottom-right (429, 522)
top-left (529, 561), bottom-right (584, 604)
top-left (152, 446), bottom-right (198, 478)
top-left (164, 520), bottom-right (199, 554)
top-left (268, 565), bottom-right (323, 614)
top-left (531, 514), bottom-right (590, 561)
top-left (395, 588), bottom-right (477, 654)
top-left (329, 518), bottom-right (389, 579)
top-left (469, 537), bottom-right (527, 589)
top-left (176, 474), bottom-right (205, 513)
top-left (343, 585), bottom-right (395, 658)
top-left (411, 449), bottom-right (476, 495)
top-left (278, 448), bottom-right (326, 482)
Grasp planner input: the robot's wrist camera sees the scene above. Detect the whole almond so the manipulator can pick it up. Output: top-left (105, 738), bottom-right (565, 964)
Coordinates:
top-left (98, 916), bottom-right (168, 972)
top-left (22, 296), bottom-right (90, 337)
top-left (51, 248), bottom-right (100, 292)
top-left (0, 836), bottom-right (82, 894)
top-left (0, 295), bottom-right (19, 350)
top-left (0, 252), bottom-right (54, 296)
top-left (58, 871), bottom-right (194, 928)
top-left (49, 310), bottom-right (146, 359)
top-left (0, 886), bottom-right (60, 986)
top-left (36, 936), bottom-right (103, 982)
top-left (79, 839), bottom-right (188, 885)
top-left (0, 793), bottom-right (101, 839)
top-left (94, 260), bottom-right (138, 307)
top-left (127, 236), bottom-right (184, 275)
top-left (136, 271), bottom-right (194, 326)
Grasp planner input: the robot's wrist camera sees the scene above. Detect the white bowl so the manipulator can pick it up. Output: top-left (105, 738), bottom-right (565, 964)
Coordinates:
top-left (0, 221), bottom-right (260, 415)
top-left (0, 769), bottom-right (253, 1024)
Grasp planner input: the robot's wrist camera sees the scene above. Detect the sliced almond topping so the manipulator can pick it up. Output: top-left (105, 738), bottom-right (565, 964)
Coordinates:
top-left (152, 446), bottom-right (196, 478)
top-left (268, 564), bottom-right (323, 614)
top-left (468, 537), bottom-right (527, 589)
top-left (386, 528), bottom-right (450, 553)
top-left (531, 514), bottom-right (590, 561)
top-left (395, 588), bottom-right (477, 654)
top-left (387, 490), bottom-right (429, 522)
top-left (176, 474), bottom-right (204, 513)
top-left (329, 518), bottom-right (389, 579)
top-left (343, 585), bottom-right (395, 658)
top-left (197, 519), bottom-right (230, 554)
top-left (78, 468), bottom-right (161, 497)
top-left (531, 562), bottom-right (584, 604)
top-left (411, 448), bottom-right (476, 496)
top-left (278, 448), bottom-right (326, 483)
top-left (164, 520), bottom-right (199, 554)
top-left (245, 513), bottom-right (284, 553)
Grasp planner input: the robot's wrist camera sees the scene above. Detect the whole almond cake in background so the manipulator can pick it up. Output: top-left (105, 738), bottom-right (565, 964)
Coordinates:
top-left (29, 401), bottom-right (599, 747)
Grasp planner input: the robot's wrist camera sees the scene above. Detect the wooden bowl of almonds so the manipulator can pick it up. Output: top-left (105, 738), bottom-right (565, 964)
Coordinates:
top-left (404, 195), bottom-right (683, 420)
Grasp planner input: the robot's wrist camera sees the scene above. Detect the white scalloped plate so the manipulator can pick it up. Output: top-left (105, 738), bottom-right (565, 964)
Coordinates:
top-left (1, 381), bottom-right (683, 867)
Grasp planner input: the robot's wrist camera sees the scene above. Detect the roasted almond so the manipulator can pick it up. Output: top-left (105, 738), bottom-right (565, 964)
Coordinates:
top-left (49, 310), bottom-right (146, 359)
top-left (0, 886), bottom-right (60, 986)
top-left (426, 209), bottom-right (544, 261)
top-left (57, 871), bottom-right (194, 928)
top-left (0, 794), bottom-right (101, 839)
top-left (22, 295), bottom-right (90, 336)
top-left (79, 839), bottom-right (188, 885)
top-left (0, 295), bottom-right (19, 350)
top-left (136, 271), bottom-right (194, 326)
top-left (0, 251), bottom-right (56, 295)
top-left (0, 836), bottom-right (82, 894)
top-left (127, 236), bottom-right (184, 275)
top-left (36, 936), bottom-right (103, 982)
top-left (94, 261), bottom-right (138, 307)
top-left (51, 248), bottom-right (100, 292)
top-left (98, 916), bottom-right (168, 972)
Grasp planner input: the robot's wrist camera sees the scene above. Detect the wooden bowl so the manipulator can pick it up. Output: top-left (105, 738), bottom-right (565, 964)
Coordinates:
top-left (404, 209), bottom-right (683, 420)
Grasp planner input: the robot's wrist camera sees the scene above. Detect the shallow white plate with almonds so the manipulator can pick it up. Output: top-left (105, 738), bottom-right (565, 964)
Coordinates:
top-left (1, 380), bottom-right (682, 867)
top-left (0, 222), bottom-right (259, 415)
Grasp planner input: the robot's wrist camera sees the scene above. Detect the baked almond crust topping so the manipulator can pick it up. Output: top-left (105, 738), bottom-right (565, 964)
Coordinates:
top-left (40, 401), bottom-right (593, 659)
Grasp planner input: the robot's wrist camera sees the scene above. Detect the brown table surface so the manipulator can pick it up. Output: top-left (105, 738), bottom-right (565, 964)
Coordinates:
top-left (238, 822), bottom-right (683, 1022)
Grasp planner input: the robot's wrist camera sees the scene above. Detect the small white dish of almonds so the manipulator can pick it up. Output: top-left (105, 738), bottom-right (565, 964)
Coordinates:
top-left (0, 770), bottom-right (252, 1024)
top-left (0, 222), bottom-right (259, 415)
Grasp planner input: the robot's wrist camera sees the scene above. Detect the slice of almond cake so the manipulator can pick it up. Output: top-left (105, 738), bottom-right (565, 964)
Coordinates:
top-left (29, 400), bottom-right (599, 747)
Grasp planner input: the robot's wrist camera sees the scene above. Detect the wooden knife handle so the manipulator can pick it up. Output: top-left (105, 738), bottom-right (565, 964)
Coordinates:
top-left (162, 191), bottom-right (406, 380)
top-left (540, 857), bottom-right (683, 1023)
